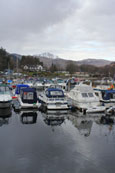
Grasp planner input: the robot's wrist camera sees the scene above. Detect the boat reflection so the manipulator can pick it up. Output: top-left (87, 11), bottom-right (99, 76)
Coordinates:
top-left (20, 110), bottom-right (38, 124)
top-left (0, 108), bottom-right (12, 126)
top-left (43, 110), bottom-right (66, 127)
top-left (68, 115), bottom-right (94, 137)
top-left (44, 116), bottom-right (65, 126)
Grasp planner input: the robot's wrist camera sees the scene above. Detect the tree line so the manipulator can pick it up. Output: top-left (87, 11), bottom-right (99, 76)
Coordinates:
top-left (0, 47), bottom-right (115, 77)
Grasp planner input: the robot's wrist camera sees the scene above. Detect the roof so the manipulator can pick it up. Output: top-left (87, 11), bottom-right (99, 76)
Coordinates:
top-left (21, 88), bottom-right (36, 92)
top-left (15, 84), bottom-right (29, 94)
top-left (94, 88), bottom-right (115, 93)
top-left (16, 84), bottom-right (29, 88)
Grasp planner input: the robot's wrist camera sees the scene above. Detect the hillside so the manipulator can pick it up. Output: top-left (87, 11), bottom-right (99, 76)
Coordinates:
top-left (76, 58), bottom-right (112, 67)
top-left (11, 52), bottom-right (113, 68)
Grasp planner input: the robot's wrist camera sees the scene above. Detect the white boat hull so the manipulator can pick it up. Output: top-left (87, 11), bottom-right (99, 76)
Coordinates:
top-left (47, 104), bottom-right (69, 110)
top-left (18, 97), bottom-right (41, 109)
top-left (86, 106), bottom-right (106, 113)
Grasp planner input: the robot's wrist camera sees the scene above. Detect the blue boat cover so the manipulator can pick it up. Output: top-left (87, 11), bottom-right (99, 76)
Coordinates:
top-left (21, 87), bottom-right (37, 104)
top-left (95, 89), bottom-right (115, 100)
top-left (15, 84), bottom-right (29, 94)
top-left (103, 90), bottom-right (115, 100)
top-left (46, 88), bottom-right (64, 98)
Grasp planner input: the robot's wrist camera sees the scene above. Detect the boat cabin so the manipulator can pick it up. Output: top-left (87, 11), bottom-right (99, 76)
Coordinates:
top-left (20, 88), bottom-right (38, 104)
top-left (45, 88), bottom-right (65, 98)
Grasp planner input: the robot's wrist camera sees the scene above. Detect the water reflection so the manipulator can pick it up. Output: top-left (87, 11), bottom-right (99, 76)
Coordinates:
top-left (20, 110), bottom-right (38, 124)
top-left (68, 114), bottom-right (94, 137)
top-left (0, 108), bottom-right (115, 172)
top-left (43, 110), bottom-right (66, 132)
top-left (44, 116), bottom-right (65, 126)
top-left (0, 108), bottom-right (12, 126)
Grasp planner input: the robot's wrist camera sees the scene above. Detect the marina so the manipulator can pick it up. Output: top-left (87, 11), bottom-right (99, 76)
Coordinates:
top-left (0, 79), bottom-right (115, 172)
top-left (1, 0), bottom-right (115, 172)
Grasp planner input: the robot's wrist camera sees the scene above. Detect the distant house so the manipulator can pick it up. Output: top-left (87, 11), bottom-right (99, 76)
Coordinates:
top-left (75, 72), bottom-right (90, 77)
top-left (23, 65), bottom-right (44, 72)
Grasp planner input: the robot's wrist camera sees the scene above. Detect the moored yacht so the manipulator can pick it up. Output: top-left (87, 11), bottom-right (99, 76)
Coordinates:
top-left (18, 88), bottom-right (41, 109)
top-left (38, 87), bottom-right (69, 111)
top-left (67, 83), bottom-right (106, 113)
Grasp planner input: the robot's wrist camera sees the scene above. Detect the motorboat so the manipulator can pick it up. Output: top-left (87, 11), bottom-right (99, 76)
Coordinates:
top-left (67, 83), bottom-right (106, 114)
top-left (0, 84), bottom-right (12, 108)
top-left (94, 88), bottom-right (115, 108)
top-left (18, 87), bottom-right (41, 109)
top-left (38, 87), bottom-right (69, 111)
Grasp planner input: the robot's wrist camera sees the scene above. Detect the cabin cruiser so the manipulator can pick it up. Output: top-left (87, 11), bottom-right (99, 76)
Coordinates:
top-left (38, 88), bottom-right (69, 111)
top-left (94, 88), bottom-right (115, 108)
top-left (18, 88), bottom-right (41, 109)
top-left (67, 84), bottom-right (106, 113)
top-left (0, 84), bottom-right (12, 108)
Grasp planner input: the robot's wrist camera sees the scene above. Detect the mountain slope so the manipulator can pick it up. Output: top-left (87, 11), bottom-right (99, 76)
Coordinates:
top-left (77, 58), bottom-right (111, 67)
top-left (10, 52), bottom-right (113, 68)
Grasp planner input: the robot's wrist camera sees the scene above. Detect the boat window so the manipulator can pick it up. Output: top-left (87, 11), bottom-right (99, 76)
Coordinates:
top-left (81, 93), bottom-right (88, 97)
top-left (23, 92), bottom-right (34, 100)
top-left (110, 93), bottom-right (115, 99)
top-left (50, 91), bottom-right (63, 96)
top-left (95, 92), bottom-right (99, 97)
top-left (102, 91), bottom-right (105, 99)
top-left (88, 93), bottom-right (94, 97)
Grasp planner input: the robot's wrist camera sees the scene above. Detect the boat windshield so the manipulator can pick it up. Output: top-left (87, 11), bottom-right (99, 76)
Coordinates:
top-left (82, 93), bottom-right (88, 97)
top-left (23, 92), bottom-right (34, 100)
top-left (50, 91), bottom-right (63, 96)
top-left (0, 86), bottom-right (10, 94)
top-left (82, 93), bottom-right (94, 98)
top-left (88, 93), bottom-right (94, 97)
top-left (110, 93), bottom-right (115, 99)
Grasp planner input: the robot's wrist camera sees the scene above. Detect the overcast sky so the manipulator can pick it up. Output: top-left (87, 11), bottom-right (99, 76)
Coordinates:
top-left (0, 0), bottom-right (115, 61)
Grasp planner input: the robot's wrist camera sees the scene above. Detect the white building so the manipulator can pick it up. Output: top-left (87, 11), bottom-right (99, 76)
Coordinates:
top-left (23, 65), bottom-right (44, 72)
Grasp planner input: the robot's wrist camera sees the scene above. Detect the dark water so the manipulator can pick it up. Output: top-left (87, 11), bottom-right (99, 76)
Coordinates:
top-left (0, 108), bottom-right (115, 173)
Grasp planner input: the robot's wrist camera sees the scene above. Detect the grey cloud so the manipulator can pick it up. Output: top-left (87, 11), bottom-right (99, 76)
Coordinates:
top-left (0, 0), bottom-right (79, 41)
top-left (0, 0), bottom-right (115, 61)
